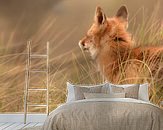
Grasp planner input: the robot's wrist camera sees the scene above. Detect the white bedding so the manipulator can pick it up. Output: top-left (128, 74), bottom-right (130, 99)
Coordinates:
top-left (43, 98), bottom-right (163, 130)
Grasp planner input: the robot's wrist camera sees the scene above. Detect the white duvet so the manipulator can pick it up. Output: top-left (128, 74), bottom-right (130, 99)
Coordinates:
top-left (42, 98), bottom-right (163, 130)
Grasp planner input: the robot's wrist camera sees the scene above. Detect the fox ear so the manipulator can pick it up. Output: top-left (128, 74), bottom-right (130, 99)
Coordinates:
top-left (116, 5), bottom-right (128, 28)
top-left (94, 6), bottom-right (106, 25)
top-left (116, 5), bottom-right (128, 20)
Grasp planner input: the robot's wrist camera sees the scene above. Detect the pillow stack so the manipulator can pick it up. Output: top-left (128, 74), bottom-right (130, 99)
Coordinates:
top-left (110, 83), bottom-right (149, 101)
top-left (66, 82), bottom-right (149, 103)
top-left (66, 82), bottom-right (110, 102)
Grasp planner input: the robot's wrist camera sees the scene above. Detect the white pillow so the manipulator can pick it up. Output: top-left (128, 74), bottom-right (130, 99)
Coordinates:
top-left (110, 83), bottom-right (136, 89)
top-left (109, 83), bottom-right (149, 102)
top-left (66, 82), bottom-right (75, 102)
top-left (84, 92), bottom-right (125, 99)
top-left (66, 82), bottom-right (109, 102)
top-left (138, 83), bottom-right (149, 102)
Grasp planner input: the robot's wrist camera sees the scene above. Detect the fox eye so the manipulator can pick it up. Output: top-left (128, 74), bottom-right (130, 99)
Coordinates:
top-left (114, 37), bottom-right (126, 43)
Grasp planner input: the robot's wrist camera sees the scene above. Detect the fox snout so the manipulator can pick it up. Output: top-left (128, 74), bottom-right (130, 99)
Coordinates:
top-left (78, 40), bottom-right (87, 50)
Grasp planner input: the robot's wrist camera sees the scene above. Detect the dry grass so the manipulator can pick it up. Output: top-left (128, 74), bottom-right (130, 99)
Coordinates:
top-left (0, 4), bottom-right (163, 113)
top-left (108, 3), bottom-right (163, 105)
top-left (128, 3), bottom-right (163, 105)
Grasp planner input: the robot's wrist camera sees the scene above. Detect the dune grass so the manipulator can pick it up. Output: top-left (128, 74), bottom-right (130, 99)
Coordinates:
top-left (128, 3), bottom-right (163, 105)
top-left (0, 5), bottom-right (163, 113)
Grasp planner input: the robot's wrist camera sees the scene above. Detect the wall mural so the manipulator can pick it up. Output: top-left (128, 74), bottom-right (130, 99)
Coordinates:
top-left (0, 0), bottom-right (162, 113)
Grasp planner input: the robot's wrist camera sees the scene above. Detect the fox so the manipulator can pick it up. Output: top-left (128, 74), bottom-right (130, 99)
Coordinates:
top-left (78, 5), bottom-right (163, 84)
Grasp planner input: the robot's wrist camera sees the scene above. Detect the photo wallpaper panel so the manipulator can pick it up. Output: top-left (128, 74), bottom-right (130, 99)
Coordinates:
top-left (0, 0), bottom-right (162, 112)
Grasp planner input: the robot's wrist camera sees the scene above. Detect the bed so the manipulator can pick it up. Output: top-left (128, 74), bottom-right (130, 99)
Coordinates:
top-left (42, 82), bottom-right (163, 130)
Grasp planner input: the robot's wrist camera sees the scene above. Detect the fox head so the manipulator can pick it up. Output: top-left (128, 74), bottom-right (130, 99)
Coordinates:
top-left (79, 5), bottom-right (131, 59)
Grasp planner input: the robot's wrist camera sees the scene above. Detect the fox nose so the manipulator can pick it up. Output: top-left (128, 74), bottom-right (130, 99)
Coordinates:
top-left (79, 40), bottom-right (85, 46)
top-left (78, 40), bottom-right (85, 49)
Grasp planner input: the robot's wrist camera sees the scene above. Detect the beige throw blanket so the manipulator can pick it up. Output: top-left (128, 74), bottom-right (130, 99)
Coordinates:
top-left (42, 98), bottom-right (163, 130)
